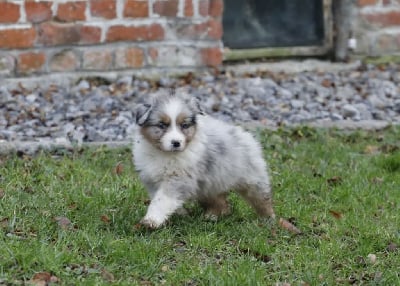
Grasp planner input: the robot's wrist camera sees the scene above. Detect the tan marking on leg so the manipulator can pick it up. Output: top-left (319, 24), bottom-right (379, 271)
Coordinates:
top-left (237, 188), bottom-right (276, 220)
top-left (200, 193), bottom-right (231, 220)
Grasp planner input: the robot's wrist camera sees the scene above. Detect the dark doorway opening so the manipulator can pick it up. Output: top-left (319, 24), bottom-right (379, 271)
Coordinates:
top-left (223, 0), bottom-right (325, 49)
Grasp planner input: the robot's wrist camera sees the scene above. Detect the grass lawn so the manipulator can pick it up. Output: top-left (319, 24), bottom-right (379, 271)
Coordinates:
top-left (0, 126), bottom-right (399, 285)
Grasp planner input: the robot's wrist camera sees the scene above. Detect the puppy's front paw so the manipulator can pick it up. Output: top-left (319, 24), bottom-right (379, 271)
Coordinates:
top-left (140, 217), bottom-right (163, 229)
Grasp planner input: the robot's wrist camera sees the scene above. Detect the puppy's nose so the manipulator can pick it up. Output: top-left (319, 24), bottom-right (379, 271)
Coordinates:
top-left (171, 140), bottom-right (181, 148)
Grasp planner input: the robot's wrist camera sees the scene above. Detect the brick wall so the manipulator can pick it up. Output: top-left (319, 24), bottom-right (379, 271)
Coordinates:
top-left (355, 0), bottom-right (400, 56)
top-left (0, 0), bottom-right (223, 78)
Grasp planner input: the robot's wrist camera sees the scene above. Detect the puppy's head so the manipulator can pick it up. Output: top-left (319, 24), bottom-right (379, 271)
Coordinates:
top-left (135, 91), bottom-right (203, 152)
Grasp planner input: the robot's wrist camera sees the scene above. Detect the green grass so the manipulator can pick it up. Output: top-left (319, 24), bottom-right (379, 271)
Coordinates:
top-left (1, 126), bottom-right (399, 285)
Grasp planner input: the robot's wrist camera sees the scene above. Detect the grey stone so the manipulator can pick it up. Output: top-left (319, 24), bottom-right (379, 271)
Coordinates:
top-left (342, 104), bottom-right (360, 118)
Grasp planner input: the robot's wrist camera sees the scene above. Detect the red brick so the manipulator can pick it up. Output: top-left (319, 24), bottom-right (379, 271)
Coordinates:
top-left (49, 50), bottom-right (79, 72)
top-left (106, 23), bottom-right (164, 42)
top-left (358, 0), bottom-right (378, 7)
top-left (124, 0), bottom-right (149, 18)
top-left (207, 18), bottom-right (222, 39)
top-left (184, 0), bottom-right (194, 17)
top-left (198, 0), bottom-right (209, 17)
top-left (17, 52), bottom-right (46, 74)
top-left (115, 47), bottom-right (144, 68)
top-left (38, 22), bottom-right (100, 46)
top-left (209, 0), bottom-right (223, 17)
top-left (56, 1), bottom-right (86, 22)
top-left (80, 26), bottom-right (102, 44)
top-left (148, 47), bottom-right (158, 64)
top-left (176, 22), bottom-right (206, 39)
top-left (25, 1), bottom-right (53, 23)
top-left (83, 50), bottom-right (113, 70)
top-left (363, 10), bottom-right (400, 27)
top-left (0, 2), bottom-right (20, 23)
top-left (201, 47), bottom-right (222, 67)
top-left (0, 28), bottom-right (36, 49)
top-left (38, 22), bottom-right (80, 46)
top-left (90, 0), bottom-right (116, 19)
top-left (153, 0), bottom-right (179, 17)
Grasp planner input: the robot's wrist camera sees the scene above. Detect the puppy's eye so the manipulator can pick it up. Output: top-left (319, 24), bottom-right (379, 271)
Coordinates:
top-left (157, 122), bottom-right (168, 129)
top-left (181, 122), bottom-right (192, 129)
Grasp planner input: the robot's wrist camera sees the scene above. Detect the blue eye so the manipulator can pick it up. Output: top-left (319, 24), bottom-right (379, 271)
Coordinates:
top-left (157, 122), bottom-right (168, 129)
top-left (181, 122), bottom-right (191, 129)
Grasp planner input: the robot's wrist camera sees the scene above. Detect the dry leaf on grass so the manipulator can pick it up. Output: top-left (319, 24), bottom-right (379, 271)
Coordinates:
top-left (329, 210), bottom-right (343, 220)
top-left (113, 162), bottom-right (124, 175)
top-left (101, 268), bottom-right (115, 282)
top-left (327, 176), bottom-right (343, 186)
top-left (29, 272), bottom-right (59, 285)
top-left (386, 242), bottom-right (398, 252)
top-left (100, 215), bottom-right (111, 224)
top-left (278, 218), bottom-right (302, 234)
top-left (364, 145), bottom-right (380, 154)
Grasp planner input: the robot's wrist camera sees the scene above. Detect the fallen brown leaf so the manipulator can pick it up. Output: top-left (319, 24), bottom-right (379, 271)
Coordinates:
top-left (327, 176), bottom-right (343, 186)
top-left (0, 188), bottom-right (4, 199)
top-left (371, 177), bottom-right (384, 185)
top-left (0, 217), bottom-right (8, 228)
top-left (278, 218), bottom-right (302, 234)
top-left (329, 210), bottom-right (343, 220)
top-left (113, 162), bottom-right (124, 175)
top-left (101, 268), bottom-right (115, 282)
top-left (29, 272), bottom-right (59, 285)
top-left (386, 242), bottom-right (398, 252)
top-left (364, 145), bottom-right (380, 154)
top-left (321, 78), bottom-right (333, 88)
top-left (100, 215), bottom-right (111, 224)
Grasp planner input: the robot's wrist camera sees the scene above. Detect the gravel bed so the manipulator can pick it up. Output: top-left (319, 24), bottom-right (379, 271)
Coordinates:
top-left (1, 62), bottom-right (400, 148)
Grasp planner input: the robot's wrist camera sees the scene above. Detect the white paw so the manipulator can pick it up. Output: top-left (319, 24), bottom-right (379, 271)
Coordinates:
top-left (140, 217), bottom-right (164, 229)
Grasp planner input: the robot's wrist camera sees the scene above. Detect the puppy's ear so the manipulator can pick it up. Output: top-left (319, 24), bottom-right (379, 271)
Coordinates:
top-left (135, 103), bottom-right (152, 126)
top-left (189, 97), bottom-right (204, 115)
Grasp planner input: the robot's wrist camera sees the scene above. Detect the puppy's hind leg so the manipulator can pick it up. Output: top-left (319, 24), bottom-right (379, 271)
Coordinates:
top-left (200, 193), bottom-right (231, 221)
top-left (237, 182), bottom-right (276, 220)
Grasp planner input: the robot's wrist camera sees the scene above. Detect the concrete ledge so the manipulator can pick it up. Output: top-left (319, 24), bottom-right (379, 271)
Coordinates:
top-left (0, 120), bottom-right (396, 155)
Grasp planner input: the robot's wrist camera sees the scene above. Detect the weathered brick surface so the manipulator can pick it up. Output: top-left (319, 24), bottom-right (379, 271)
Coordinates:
top-left (56, 1), bottom-right (86, 22)
top-left (106, 24), bottom-right (164, 42)
top-left (0, 2), bottom-right (20, 23)
top-left (198, 0), bottom-right (209, 17)
top-left (0, 28), bottom-right (36, 49)
top-left (184, 0), bottom-right (194, 17)
top-left (124, 0), bottom-right (149, 18)
top-left (83, 49), bottom-right (113, 70)
top-left (0, 0), bottom-right (224, 78)
top-left (153, 0), bottom-right (179, 17)
top-left (90, 0), bottom-right (116, 19)
top-left (49, 50), bottom-right (80, 72)
top-left (38, 23), bottom-right (81, 46)
top-left (201, 47), bottom-right (222, 67)
top-left (25, 1), bottom-right (53, 23)
top-left (115, 47), bottom-right (144, 68)
top-left (17, 52), bottom-right (46, 74)
top-left (80, 26), bottom-right (102, 44)
top-left (358, 0), bottom-right (378, 7)
top-left (362, 10), bottom-right (400, 27)
top-left (209, 0), bottom-right (223, 17)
